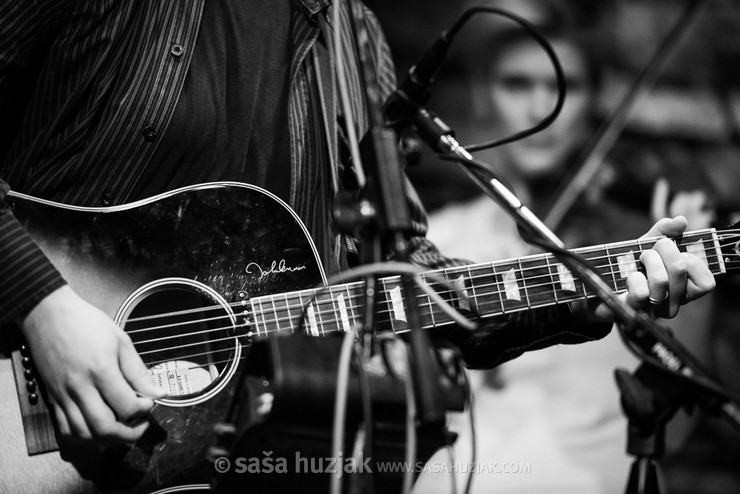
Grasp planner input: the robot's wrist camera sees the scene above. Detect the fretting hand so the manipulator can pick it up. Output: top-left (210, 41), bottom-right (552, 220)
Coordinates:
top-left (587, 216), bottom-right (715, 322)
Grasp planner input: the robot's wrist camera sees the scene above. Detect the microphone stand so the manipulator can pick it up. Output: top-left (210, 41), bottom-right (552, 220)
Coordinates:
top-left (614, 365), bottom-right (682, 494)
top-left (344, 0), bottom-right (446, 430)
top-left (332, 7), bottom-right (453, 494)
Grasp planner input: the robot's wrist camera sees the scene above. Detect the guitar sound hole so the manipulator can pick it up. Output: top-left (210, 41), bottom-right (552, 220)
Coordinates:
top-left (122, 285), bottom-right (236, 401)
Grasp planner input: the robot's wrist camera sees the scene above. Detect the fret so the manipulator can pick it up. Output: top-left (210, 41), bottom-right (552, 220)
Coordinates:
top-left (337, 281), bottom-right (377, 332)
top-left (545, 256), bottom-right (559, 305)
top-left (578, 246), bottom-right (614, 295)
top-left (379, 276), bottom-right (437, 333)
top-left (420, 272), bottom-right (438, 328)
top-left (283, 292), bottom-right (296, 333)
top-left (682, 238), bottom-right (709, 265)
top-left (263, 295), bottom-right (279, 335)
top-left (705, 229), bottom-right (727, 274)
top-left (273, 295), bottom-right (293, 331)
top-left (636, 237), bottom-right (652, 261)
top-left (313, 288), bottom-right (327, 336)
top-left (328, 286), bottom-right (349, 333)
top-left (389, 282), bottom-right (406, 325)
top-left (263, 295), bottom-right (278, 334)
top-left (635, 236), bottom-right (657, 277)
top-left (494, 259), bottom-right (528, 312)
top-left (547, 257), bottom-right (588, 303)
top-left (379, 277), bottom-right (402, 333)
top-left (307, 304), bottom-right (319, 336)
top-left (517, 258), bottom-right (532, 309)
top-left (467, 263), bottom-right (503, 316)
top-left (606, 242), bottom-right (641, 293)
top-left (315, 286), bottom-right (342, 335)
top-left (407, 275), bottom-right (437, 328)
top-left (254, 297), bottom-right (267, 337)
top-left (296, 291), bottom-right (319, 336)
top-left (294, 291), bottom-right (304, 334)
top-left (518, 256), bottom-right (556, 308)
top-left (418, 273), bottom-right (439, 328)
top-left (437, 268), bottom-right (467, 314)
top-left (344, 284), bottom-right (359, 330)
top-left (466, 265), bottom-right (479, 312)
top-left (678, 231), bottom-right (724, 274)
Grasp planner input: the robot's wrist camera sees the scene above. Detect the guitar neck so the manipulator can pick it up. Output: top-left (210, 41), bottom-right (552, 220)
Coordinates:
top-left (246, 229), bottom-right (727, 337)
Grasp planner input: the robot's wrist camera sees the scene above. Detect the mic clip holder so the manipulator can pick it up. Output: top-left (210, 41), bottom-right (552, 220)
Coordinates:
top-left (615, 364), bottom-right (680, 494)
top-left (614, 354), bottom-right (738, 494)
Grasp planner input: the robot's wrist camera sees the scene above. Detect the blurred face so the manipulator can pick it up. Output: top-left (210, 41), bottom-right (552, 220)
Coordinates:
top-left (489, 38), bottom-right (594, 178)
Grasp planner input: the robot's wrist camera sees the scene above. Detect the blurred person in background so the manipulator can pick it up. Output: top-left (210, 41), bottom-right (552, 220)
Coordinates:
top-left (414, 0), bottom-right (722, 492)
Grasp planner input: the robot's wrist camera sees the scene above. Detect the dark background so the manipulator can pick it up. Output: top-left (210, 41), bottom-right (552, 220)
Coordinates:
top-left (363, 0), bottom-right (740, 211)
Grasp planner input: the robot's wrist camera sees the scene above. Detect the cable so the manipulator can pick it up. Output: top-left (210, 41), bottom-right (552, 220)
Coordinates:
top-left (330, 327), bottom-right (357, 494)
top-left (401, 341), bottom-right (418, 494)
top-left (293, 261), bottom-right (479, 336)
top-left (353, 345), bottom-right (375, 494)
top-left (463, 370), bottom-right (477, 494)
top-left (435, 6), bottom-right (567, 152)
top-left (462, 7), bottom-right (565, 151)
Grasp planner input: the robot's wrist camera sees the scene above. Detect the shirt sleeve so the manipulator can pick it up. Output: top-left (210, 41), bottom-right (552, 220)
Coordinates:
top-left (0, 180), bottom-right (66, 326)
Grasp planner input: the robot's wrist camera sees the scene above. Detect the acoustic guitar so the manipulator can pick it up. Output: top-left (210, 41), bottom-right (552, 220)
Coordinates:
top-left (3, 182), bottom-right (737, 493)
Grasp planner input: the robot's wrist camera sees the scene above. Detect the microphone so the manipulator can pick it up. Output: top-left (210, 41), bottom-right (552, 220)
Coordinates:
top-left (383, 31), bottom-right (452, 129)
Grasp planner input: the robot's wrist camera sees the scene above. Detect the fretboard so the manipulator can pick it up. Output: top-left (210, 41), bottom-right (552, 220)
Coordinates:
top-left (247, 229), bottom-right (726, 338)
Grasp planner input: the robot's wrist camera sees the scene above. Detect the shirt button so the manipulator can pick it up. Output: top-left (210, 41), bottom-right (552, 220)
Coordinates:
top-left (170, 44), bottom-right (184, 57)
top-left (101, 191), bottom-right (113, 206)
top-left (142, 126), bottom-right (156, 141)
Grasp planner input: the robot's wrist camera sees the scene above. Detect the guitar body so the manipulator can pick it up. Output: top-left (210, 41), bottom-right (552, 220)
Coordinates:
top-left (7, 182), bottom-right (326, 493)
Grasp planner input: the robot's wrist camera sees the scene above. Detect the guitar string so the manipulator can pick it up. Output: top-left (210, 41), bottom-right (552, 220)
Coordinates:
top-left (123, 233), bottom-right (692, 322)
top-left (130, 249), bottom-right (719, 359)
top-left (124, 232), bottom-right (733, 327)
top-left (140, 288), bottom-right (592, 369)
top-left (125, 243), bottom-right (730, 335)
top-left (138, 237), bottom-right (735, 368)
top-left (137, 333), bottom-right (240, 356)
top-left (125, 243), bottom-right (728, 342)
top-left (126, 245), bottom-right (729, 347)
top-left (125, 232), bottom-right (737, 351)
top-left (128, 232), bottom-right (740, 375)
top-left (132, 322), bottom-right (240, 347)
top-left (127, 312), bottom-right (234, 335)
top-left (140, 287), bottom-right (612, 374)
top-left (120, 231), bottom-right (688, 322)
top-left (145, 285), bottom-right (615, 374)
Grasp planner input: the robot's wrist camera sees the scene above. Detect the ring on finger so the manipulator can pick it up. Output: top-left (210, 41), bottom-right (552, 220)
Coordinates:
top-left (648, 293), bottom-right (669, 305)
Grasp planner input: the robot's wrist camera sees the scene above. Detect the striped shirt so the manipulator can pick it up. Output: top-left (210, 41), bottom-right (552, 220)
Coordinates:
top-left (0, 0), bottom-right (605, 367)
top-left (0, 0), bottom-right (453, 321)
